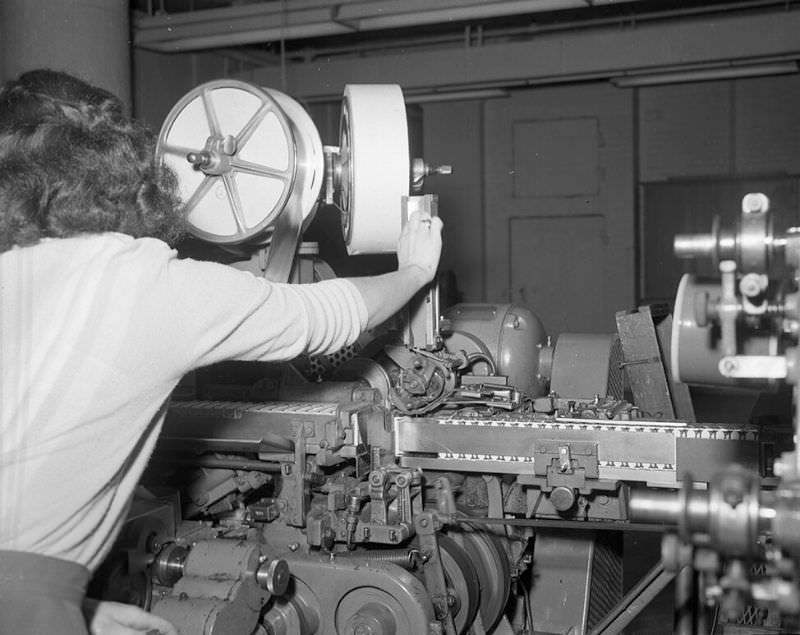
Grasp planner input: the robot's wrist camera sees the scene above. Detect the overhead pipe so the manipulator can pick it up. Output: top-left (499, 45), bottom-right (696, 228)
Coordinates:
top-left (133, 0), bottom-right (644, 53)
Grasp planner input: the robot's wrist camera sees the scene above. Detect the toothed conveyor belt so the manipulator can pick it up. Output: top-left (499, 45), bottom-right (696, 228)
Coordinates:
top-left (395, 414), bottom-right (761, 487)
top-left (160, 401), bottom-right (761, 487)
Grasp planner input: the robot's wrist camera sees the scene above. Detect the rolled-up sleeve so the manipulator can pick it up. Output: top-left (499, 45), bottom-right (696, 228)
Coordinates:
top-left (160, 254), bottom-right (368, 370)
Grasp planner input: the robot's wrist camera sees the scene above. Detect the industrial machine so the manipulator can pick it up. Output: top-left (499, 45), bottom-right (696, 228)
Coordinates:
top-left (92, 79), bottom-right (797, 634)
top-left (628, 193), bottom-right (800, 634)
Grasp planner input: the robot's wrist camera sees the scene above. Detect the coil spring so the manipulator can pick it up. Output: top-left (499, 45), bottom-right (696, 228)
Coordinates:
top-left (335, 549), bottom-right (422, 570)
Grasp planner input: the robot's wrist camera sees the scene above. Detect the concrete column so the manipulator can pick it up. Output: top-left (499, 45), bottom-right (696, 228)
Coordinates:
top-left (0, 0), bottom-right (131, 112)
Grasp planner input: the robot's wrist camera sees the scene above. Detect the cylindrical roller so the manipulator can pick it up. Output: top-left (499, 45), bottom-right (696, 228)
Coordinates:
top-left (628, 488), bottom-right (686, 526)
top-left (629, 486), bottom-right (711, 536)
top-left (673, 233), bottom-right (719, 261)
top-left (674, 202), bottom-right (779, 274)
top-left (339, 84), bottom-right (410, 255)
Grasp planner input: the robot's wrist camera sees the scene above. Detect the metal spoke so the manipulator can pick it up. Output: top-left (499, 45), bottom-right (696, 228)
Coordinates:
top-left (201, 87), bottom-right (222, 137)
top-left (230, 158), bottom-right (293, 182)
top-left (182, 175), bottom-right (215, 213)
top-left (221, 173), bottom-right (247, 235)
top-left (236, 102), bottom-right (270, 148)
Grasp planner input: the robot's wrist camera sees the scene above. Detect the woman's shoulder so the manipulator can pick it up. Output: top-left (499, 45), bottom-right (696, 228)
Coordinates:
top-left (55, 232), bottom-right (177, 258)
top-left (1, 233), bottom-right (179, 275)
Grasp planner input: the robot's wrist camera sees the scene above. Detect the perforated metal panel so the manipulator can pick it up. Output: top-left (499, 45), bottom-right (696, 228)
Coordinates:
top-left (304, 343), bottom-right (362, 381)
top-left (586, 532), bottom-right (623, 632)
top-left (607, 336), bottom-right (624, 401)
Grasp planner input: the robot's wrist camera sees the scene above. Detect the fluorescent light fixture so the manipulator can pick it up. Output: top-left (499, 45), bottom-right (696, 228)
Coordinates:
top-left (404, 88), bottom-right (509, 104)
top-left (611, 62), bottom-right (800, 87)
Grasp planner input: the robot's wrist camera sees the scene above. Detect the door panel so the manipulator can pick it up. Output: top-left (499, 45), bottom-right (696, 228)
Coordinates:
top-left (484, 83), bottom-right (634, 336)
top-left (510, 215), bottom-right (607, 334)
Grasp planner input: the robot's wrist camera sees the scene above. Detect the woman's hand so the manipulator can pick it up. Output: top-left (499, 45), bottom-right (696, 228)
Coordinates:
top-left (345, 211), bottom-right (444, 329)
top-left (83, 599), bottom-right (178, 635)
top-left (396, 211), bottom-right (444, 285)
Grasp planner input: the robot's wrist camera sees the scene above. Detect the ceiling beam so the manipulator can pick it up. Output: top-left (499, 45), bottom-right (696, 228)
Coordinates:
top-left (133, 0), bottom-right (643, 52)
top-left (235, 7), bottom-right (800, 100)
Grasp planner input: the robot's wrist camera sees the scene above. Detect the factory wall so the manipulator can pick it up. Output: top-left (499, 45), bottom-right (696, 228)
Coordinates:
top-left (638, 74), bottom-right (800, 306)
top-left (424, 83), bottom-right (635, 336)
top-left (131, 50), bottom-right (800, 338)
top-left (420, 101), bottom-right (486, 310)
top-left (134, 50), bottom-right (230, 126)
top-left (423, 73), bottom-right (800, 336)
top-left (639, 75), bottom-right (800, 180)
top-left (0, 0), bottom-right (131, 110)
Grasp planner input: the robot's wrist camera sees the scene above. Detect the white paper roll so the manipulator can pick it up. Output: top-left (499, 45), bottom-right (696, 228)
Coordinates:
top-left (339, 84), bottom-right (410, 255)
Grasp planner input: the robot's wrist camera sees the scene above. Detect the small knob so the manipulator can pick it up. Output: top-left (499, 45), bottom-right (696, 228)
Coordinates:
top-left (256, 558), bottom-right (290, 596)
top-left (186, 151), bottom-right (211, 169)
top-left (410, 158), bottom-right (453, 192)
top-left (742, 192), bottom-right (769, 214)
top-left (550, 486), bottom-right (577, 512)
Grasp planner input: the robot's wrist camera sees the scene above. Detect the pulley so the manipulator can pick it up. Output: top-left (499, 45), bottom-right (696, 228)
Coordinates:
top-left (156, 79), bottom-right (323, 245)
top-left (336, 84), bottom-right (410, 255)
top-left (157, 79), bottom-right (451, 256)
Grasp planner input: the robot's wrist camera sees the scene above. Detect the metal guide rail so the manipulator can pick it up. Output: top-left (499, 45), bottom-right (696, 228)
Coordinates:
top-left (159, 399), bottom-right (384, 458)
top-left (395, 413), bottom-right (762, 487)
top-left (158, 401), bottom-right (763, 487)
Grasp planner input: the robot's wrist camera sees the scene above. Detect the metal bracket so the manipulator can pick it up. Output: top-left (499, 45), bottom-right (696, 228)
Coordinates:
top-left (402, 195), bottom-right (442, 352)
top-left (534, 440), bottom-right (599, 490)
top-left (278, 427), bottom-right (308, 528)
top-left (415, 511), bottom-right (457, 635)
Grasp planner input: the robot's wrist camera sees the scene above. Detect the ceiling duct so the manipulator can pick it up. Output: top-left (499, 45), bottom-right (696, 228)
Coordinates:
top-left (133, 0), bottom-right (645, 53)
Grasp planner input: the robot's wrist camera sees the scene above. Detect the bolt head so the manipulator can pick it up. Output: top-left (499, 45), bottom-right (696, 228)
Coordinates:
top-left (742, 192), bottom-right (769, 214)
top-left (263, 559), bottom-right (290, 596)
top-left (550, 486), bottom-right (576, 512)
top-left (719, 357), bottom-right (738, 376)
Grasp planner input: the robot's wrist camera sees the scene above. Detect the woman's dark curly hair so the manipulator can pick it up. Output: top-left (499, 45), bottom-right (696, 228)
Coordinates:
top-left (0, 69), bottom-right (184, 252)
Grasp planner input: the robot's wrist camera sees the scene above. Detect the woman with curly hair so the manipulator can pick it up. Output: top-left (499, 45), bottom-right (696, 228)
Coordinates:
top-left (0, 69), bottom-right (443, 635)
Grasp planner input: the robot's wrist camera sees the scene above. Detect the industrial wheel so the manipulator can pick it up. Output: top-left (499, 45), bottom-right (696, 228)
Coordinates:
top-left (335, 586), bottom-right (423, 635)
top-left (157, 79), bottom-right (323, 245)
top-left (89, 516), bottom-right (166, 609)
top-left (437, 534), bottom-right (481, 635)
top-left (89, 552), bottom-right (152, 610)
top-left (338, 84), bottom-right (410, 255)
top-left (457, 525), bottom-right (512, 632)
